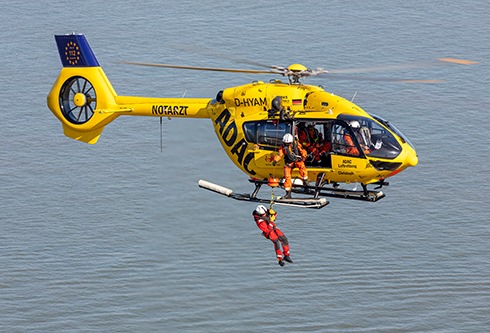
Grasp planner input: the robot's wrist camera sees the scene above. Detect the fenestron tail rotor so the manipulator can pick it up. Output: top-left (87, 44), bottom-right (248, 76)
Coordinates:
top-left (59, 76), bottom-right (97, 124)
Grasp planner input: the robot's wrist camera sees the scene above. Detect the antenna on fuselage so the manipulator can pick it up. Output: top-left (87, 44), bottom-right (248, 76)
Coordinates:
top-left (351, 91), bottom-right (358, 102)
top-left (160, 116), bottom-right (163, 152)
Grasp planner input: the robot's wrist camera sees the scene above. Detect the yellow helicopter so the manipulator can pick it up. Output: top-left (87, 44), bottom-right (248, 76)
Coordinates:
top-left (47, 33), bottom-right (477, 209)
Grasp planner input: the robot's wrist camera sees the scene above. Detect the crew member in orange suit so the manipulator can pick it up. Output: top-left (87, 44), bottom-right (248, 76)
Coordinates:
top-left (344, 120), bottom-right (370, 155)
top-left (253, 205), bottom-right (293, 266)
top-left (344, 131), bottom-right (360, 155)
top-left (300, 123), bottom-right (331, 163)
top-left (272, 133), bottom-right (308, 198)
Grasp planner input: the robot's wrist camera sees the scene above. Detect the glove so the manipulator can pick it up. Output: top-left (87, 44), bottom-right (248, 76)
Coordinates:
top-left (374, 139), bottom-right (382, 150)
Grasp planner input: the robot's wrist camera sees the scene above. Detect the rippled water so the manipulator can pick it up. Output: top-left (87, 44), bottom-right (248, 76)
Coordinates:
top-left (1, 0), bottom-right (489, 332)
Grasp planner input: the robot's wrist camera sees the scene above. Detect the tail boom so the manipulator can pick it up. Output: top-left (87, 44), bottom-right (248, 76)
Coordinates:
top-left (112, 96), bottom-right (211, 118)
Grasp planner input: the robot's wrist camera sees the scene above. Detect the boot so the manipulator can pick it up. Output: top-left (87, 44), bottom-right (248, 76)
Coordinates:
top-left (284, 256), bottom-right (293, 263)
top-left (303, 180), bottom-right (311, 194)
top-left (284, 190), bottom-right (292, 199)
top-left (278, 259), bottom-right (285, 266)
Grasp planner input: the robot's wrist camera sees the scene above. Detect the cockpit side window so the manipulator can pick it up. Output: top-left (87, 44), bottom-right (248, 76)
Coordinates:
top-left (243, 121), bottom-right (292, 148)
top-left (331, 121), bottom-right (363, 157)
top-left (338, 115), bottom-right (403, 159)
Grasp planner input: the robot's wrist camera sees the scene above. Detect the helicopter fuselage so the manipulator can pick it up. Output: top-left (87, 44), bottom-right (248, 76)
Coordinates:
top-left (208, 80), bottom-right (418, 186)
top-left (47, 34), bottom-right (418, 193)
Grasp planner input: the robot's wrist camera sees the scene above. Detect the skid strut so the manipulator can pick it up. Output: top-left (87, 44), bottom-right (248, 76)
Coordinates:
top-left (248, 175), bottom-right (385, 202)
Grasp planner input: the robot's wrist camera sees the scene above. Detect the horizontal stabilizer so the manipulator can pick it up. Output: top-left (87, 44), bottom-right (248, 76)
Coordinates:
top-left (63, 126), bottom-right (104, 144)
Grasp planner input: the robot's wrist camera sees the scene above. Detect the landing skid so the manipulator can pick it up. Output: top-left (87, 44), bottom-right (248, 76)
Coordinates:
top-left (248, 172), bottom-right (386, 202)
top-left (198, 180), bottom-right (329, 209)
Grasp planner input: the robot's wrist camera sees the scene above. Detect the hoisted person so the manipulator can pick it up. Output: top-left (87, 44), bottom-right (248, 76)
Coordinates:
top-left (252, 205), bottom-right (293, 266)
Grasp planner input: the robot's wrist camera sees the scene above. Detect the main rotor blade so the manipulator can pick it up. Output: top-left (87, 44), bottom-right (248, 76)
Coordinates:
top-left (328, 58), bottom-right (478, 74)
top-left (437, 57), bottom-right (479, 65)
top-left (122, 61), bottom-right (279, 74)
top-left (122, 56), bottom-right (477, 83)
top-left (323, 74), bottom-right (445, 83)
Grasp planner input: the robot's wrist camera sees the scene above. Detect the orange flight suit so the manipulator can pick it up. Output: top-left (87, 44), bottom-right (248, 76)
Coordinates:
top-left (273, 140), bottom-right (308, 191)
top-left (344, 133), bottom-right (370, 155)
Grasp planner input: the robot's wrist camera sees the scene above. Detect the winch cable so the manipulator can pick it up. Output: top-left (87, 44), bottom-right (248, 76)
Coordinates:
top-left (269, 118), bottom-right (284, 210)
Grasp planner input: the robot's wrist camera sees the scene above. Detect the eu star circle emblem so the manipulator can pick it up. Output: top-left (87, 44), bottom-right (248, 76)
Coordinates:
top-left (65, 41), bottom-right (81, 66)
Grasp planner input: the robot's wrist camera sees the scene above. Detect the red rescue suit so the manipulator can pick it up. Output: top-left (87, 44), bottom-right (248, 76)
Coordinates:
top-left (253, 212), bottom-right (290, 260)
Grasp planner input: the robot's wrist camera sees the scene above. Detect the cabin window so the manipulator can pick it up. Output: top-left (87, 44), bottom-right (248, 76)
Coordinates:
top-left (243, 121), bottom-right (292, 147)
top-left (295, 121), bottom-right (334, 167)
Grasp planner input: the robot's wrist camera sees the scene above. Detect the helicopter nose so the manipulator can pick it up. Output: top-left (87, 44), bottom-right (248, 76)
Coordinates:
top-left (385, 149), bottom-right (418, 179)
top-left (405, 151), bottom-right (418, 167)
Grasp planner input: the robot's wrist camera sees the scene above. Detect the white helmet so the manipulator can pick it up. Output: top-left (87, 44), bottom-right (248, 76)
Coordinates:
top-left (349, 120), bottom-right (360, 129)
top-left (255, 204), bottom-right (268, 215)
top-left (282, 133), bottom-right (294, 144)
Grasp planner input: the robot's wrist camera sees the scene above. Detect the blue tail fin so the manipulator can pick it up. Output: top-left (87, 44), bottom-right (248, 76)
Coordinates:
top-left (55, 34), bottom-right (100, 67)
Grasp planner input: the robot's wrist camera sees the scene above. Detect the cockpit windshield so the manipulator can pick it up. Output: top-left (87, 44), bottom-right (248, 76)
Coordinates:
top-left (337, 115), bottom-right (403, 159)
top-left (370, 114), bottom-right (415, 150)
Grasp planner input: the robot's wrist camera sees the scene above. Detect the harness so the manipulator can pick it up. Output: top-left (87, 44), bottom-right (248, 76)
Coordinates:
top-left (283, 141), bottom-right (302, 166)
top-left (308, 127), bottom-right (319, 143)
top-left (253, 213), bottom-right (270, 223)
